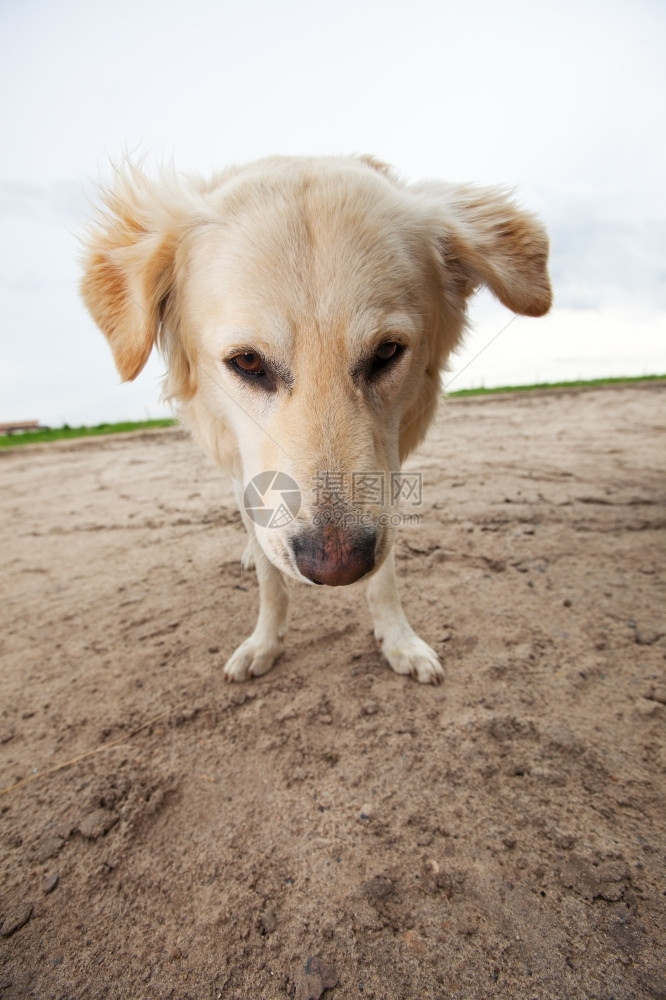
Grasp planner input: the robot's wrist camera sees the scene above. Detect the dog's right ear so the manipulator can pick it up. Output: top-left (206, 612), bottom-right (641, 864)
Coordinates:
top-left (80, 165), bottom-right (180, 382)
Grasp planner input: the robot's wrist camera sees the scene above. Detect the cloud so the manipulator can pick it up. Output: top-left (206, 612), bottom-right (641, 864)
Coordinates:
top-left (543, 185), bottom-right (666, 311)
top-left (548, 221), bottom-right (666, 311)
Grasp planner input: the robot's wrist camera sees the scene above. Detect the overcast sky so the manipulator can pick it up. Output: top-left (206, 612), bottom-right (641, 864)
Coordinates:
top-left (1, 0), bottom-right (664, 426)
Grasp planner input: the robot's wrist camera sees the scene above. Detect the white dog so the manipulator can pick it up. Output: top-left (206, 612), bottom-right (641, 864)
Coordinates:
top-left (81, 155), bottom-right (551, 684)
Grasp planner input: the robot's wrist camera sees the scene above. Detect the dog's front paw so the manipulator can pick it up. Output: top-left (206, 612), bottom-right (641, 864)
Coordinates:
top-left (223, 634), bottom-right (283, 682)
top-left (378, 629), bottom-right (444, 685)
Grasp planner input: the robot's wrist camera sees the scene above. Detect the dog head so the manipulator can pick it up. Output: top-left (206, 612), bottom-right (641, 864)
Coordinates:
top-left (81, 155), bottom-right (551, 586)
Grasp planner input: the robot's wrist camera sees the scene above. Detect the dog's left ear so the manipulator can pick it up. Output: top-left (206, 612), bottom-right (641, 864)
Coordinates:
top-left (417, 182), bottom-right (552, 317)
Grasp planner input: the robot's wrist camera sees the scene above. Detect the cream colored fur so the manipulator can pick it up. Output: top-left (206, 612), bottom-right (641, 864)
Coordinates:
top-left (80, 155), bottom-right (551, 684)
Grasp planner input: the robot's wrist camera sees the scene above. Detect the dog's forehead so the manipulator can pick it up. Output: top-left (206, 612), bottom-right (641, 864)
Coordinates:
top-left (182, 168), bottom-right (430, 350)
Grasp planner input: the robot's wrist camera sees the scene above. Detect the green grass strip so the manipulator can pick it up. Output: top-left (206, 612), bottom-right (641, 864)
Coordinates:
top-left (447, 374), bottom-right (665, 398)
top-left (0, 418), bottom-right (177, 448)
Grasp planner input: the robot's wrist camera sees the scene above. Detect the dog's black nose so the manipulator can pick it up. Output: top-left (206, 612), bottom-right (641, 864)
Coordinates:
top-left (291, 526), bottom-right (376, 586)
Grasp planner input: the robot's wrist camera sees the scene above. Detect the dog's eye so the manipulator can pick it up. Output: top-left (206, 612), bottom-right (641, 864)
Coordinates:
top-left (229, 352), bottom-right (266, 378)
top-left (370, 341), bottom-right (404, 377)
top-left (376, 342), bottom-right (399, 361)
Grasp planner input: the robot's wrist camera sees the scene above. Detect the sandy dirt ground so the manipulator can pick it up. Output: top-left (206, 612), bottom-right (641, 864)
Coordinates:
top-left (0, 383), bottom-right (664, 1000)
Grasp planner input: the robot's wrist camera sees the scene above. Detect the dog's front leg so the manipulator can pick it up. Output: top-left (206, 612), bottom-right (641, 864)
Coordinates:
top-left (366, 552), bottom-right (444, 685)
top-left (224, 537), bottom-right (289, 681)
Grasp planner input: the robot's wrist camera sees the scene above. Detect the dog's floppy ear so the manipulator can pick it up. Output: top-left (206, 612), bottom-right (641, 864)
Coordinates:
top-left (80, 164), bottom-right (181, 382)
top-left (417, 181), bottom-right (552, 317)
